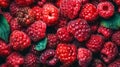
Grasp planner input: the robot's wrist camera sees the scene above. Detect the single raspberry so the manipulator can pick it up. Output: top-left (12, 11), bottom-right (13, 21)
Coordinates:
top-left (80, 3), bottom-right (98, 21)
top-left (47, 34), bottom-right (59, 48)
top-left (114, 0), bottom-right (120, 6)
top-left (97, 2), bottom-right (114, 19)
top-left (98, 26), bottom-right (112, 38)
top-left (57, 27), bottom-right (73, 42)
top-left (56, 43), bottom-right (77, 64)
top-left (30, 45), bottom-right (40, 55)
top-left (92, 59), bottom-right (106, 67)
top-left (3, 12), bottom-right (12, 23)
top-left (60, 0), bottom-right (81, 19)
top-left (6, 52), bottom-right (24, 67)
top-left (112, 31), bottom-right (120, 46)
top-left (37, 0), bottom-right (46, 7)
top-left (10, 30), bottom-right (31, 51)
top-left (40, 49), bottom-right (58, 66)
top-left (108, 59), bottom-right (120, 67)
top-left (86, 34), bottom-right (104, 53)
top-left (67, 18), bottom-right (90, 42)
top-left (101, 42), bottom-right (118, 63)
top-left (0, 0), bottom-right (9, 8)
top-left (77, 48), bottom-right (92, 67)
top-left (24, 53), bottom-right (38, 67)
top-left (26, 21), bottom-right (46, 42)
top-left (42, 4), bottom-right (59, 26)
top-left (15, 0), bottom-right (34, 6)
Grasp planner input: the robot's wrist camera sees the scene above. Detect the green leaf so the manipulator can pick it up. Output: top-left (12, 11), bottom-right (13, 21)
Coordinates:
top-left (35, 38), bottom-right (47, 51)
top-left (0, 14), bottom-right (10, 42)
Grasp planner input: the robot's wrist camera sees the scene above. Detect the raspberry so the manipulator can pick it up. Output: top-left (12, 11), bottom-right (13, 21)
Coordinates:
top-left (101, 42), bottom-right (118, 63)
top-left (114, 0), bottom-right (120, 6)
top-left (80, 3), bottom-right (98, 21)
top-left (60, 0), bottom-right (81, 19)
top-left (57, 27), bottom-right (73, 42)
top-left (42, 4), bottom-right (59, 26)
top-left (26, 21), bottom-right (46, 42)
top-left (112, 31), bottom-right (120, 46)
top-left (86, 34), bottom-right (104, 53)
top-left (3, 12), bottom-right (12, 23)
top-left (90, 24), bottom-right (99, 33)
top-left (10, 30), bottom-right (31, 51)
top-left (118, 6), bottom-right (120, 13)
top-left (15, 0), bottom-right (34, 6)
top-left (0, 0), bottom-right (9, 8)
top-left (108, 59), bottom-right (120, 67)
top-left (77, 48), bottom-right (92, 67)
top-left (55, 18), bottom-right (67, 29)
top-left (24, 53), bottom-right (38, 67)
top-left (97, 2), bottom-right (114, 19)
top-left (56, 0), bottom-right (62, 7)
top-left (37, 0), bottom-right (46, 7)
top-left (67, 18), bottom-right (90, 42)
top-left (40, 49), bottom-right (58, 66)
top-left (30, 45), bottom-right (40, 55)
top-left (56, 43), bottom-right (77, 64)
top-left (6, 52), bottom-right (24, 67)
top-left (80, 0), bottom-right (89, 5)
top-left (92, 59), bottom-right (106, 67)
top-left (0, 63), bottom-right (8, 67)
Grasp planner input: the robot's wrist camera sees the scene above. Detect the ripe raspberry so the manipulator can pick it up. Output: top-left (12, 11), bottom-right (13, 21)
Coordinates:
top-left (112, 31), bottom-right (120, 46)
top-left (60, 0), bottom-right (81, 19)
top-left (114, 0), bottom-right (120, 6)
top-left (0, 0), bottom-right (9, 8)
top-left (24, 53), bottom-right (38, 67)
top-left (80, 3), bottom-right (98, 21)
top-left (101, 42), bottom-right (118, 63)
top-left (67, 18), bottom-right (90, 42)
top-left (90, 24), bottom-right (99, 33)
top-left (6, 52), bottom-right (24, 67)
top-left (10, 30), bottom-right (31, 51)
top-left (98, 26), bottom-right (112, 38)
top-left (56, 43), bottom-right (77, 64)
top-left (47, 34), bottom-right (59, 48)
top-left (3, 12), bottom-right (12, 23)
top-left (42, 4), bottom-right (59, 26)
top-left (40, 49), bottom-right (58, 66)
top-left (108, 59), bottom-right (120, 67)
top-left (92, 59), bottom-right (106, 67)
top-left (86, 34), bottom-right (104, 53)
top-left (56, 0), bottom-right (62, 7)
top-left (15, 0), bottom-right (34, 6)
top-left (77, 48), bottom-right (92, 67)
top-left (97, 2), bottom-right (114, 19)
top-left (57, 27), bottom-right (73, 42)
top-left (26, 21), bottom-right (46, 42)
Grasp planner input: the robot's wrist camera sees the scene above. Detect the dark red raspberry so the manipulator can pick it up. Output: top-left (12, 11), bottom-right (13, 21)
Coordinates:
top-left (108, 59), bottom-right (120, 67)
top-left (26, 21), bottom-right (46, 42)
top-left (90, 24), bottom-right (99, 33)
top-left (114, 0), bottom-right (120, 6)
top-left (0, 0), bottom-right (9, 8)
top-left (98, 26), bottom-right (112, 38)
top-left (24, 53), bottom-right (38, 67)
top-left (86, 34), bottom-right (104, 53)
top-left (80, 3), bottom-right (98, 21)
top-left (40, 49), bottom-right (58, 66)
top-left (92, 59), bottom-right (106, 67)
top-left (80, 0), bottom-right (89, 5)
top-left (57, 27), bottom-right (73, 42)
top-left (77, 48), bottom-right (92, 67)
top-left (101, 42), bottom-right (118, 63)
top-left (37, 0), bottom-right (46, 7)
top-left (10, 30), bottom-right (31, 51)
top-left (60, 0), bottom-right (81, 19)
top-left (56, 43), bottom-right (77, 64)
top-left (3, 12), bottom-right (12, 23)
top-left (15, 0), bottom-right (34, 6)
top-left (6, 52), bottom-right (24, 67)
top-left (67, 18), bottom-right (90, 42)
top-left (55, 18), bottom-right (67, 29)
top-left (42, 4), bottom-right (59, 26)
top-left (47, 34), bottom-right (59, 48)
top-left (97, 2), bottom-right (114, 19)
top-left (30, 45), bottom-right (40, 55)
top-left (112, 31), bottom-right (120, 46)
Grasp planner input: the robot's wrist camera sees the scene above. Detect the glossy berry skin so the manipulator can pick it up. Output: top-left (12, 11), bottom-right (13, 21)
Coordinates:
top-left (26, 21), bottom-right (46, 42)
top-left (10, 30), bottom-right (31, 51)
top-left (114, 0), bottom-right (120, 6)
top-left (97, 2), bottom-right (114, 19)
top-left (6, 52), bottom-right (24, 67)
top-left (108, 59), bottom-right (120, 67)
top-left (101, 42), bottom-right (118, 63)
top-left (60, 0), bottom-right (81, 19)
top-left (3, 12), bottom-right (12, 23)
top-left (15, 0), bottom-right (34, 6)
top-left (92, 59), bottom-right (106, 67)
top-left (42, 4), bottom-right (59, 26)
top-left (77, 48), bottom-right (92, 67)
top-left (86, 34), bottom-right (104, 53)
top-left (112, 31), bottom-right (120, 46)
top-left (56, 43), bottom-right (77, 64)
top-left (80, 3), bottom-right (98, 21)
top-left (0, 0), bottom-right (9, 8)
top-left (67, 18), bottom-right (90, 42)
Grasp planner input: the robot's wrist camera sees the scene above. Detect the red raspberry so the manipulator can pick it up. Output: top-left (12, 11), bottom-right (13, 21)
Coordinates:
top-left (10, 30), bottom-right (31, 51)
top-left (90, 24), bottom-right (99, 33)
top-left (55, 18), bottom-right (67, 29)
top-left (86, 34), bottom-right (104, 53)
top-left (56, 43), bottom-right (77, 64)
top-left (26, 21), bottom-right (46, 42)
top-left (112, 31), bottom-right (120, 46)
top-left (92, 59), bottom-right (106, 67)
top-left (0, 0), bottom-right (9, 8)
top-left (37, 0), bottom-right (46, 7)
top-left (15, 0), bottom-right (34, 6)
top-left (3, 12), bottom-right (12, 23)
top-left (98, 26), bottom-right (112, 38)
top-left (101, 42), bottom-right (118, 63)
top-left (77, 48), bottom-right (92, 67)
top-left (108, 59), bottom-right (120, 67)
top-left (97, 2), bottom-right (114, 19)
top-left (80, 3), bottom-right (98, 21)
top-left (60, 0), bottom-right (81, 19)
top-left (6, 52), bottom-right (24, 67)
top-left (67, 18), bottom-right (90, 42)
top-left (24, 53), bottom-right (38, 67)
top-left (56, 0), bottom-right (62, 7)
top-left (114, 0), bottom-right (120, 6)
top-left (42, 4), bottom-right (59, 26)
top-left (57, 27), bottom-right (73, 42)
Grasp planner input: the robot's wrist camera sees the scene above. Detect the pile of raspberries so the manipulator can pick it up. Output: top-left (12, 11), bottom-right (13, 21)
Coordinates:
top-left (0, 0), bottom-right (120, 67)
